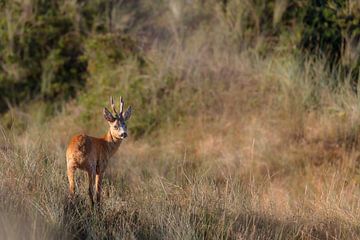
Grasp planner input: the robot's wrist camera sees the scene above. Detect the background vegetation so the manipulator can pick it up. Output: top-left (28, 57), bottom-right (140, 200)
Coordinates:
top-left (1, 0), bottom-right (360, 239)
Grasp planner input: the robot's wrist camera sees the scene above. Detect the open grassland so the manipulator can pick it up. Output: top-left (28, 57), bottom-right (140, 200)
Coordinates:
top-left (1, 1), bottom-right (360, 239)
top-left (2, 52), bottom-right (360, 239)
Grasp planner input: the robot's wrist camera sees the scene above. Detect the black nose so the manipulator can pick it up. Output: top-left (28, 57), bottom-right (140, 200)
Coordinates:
top-left (120, 132), bottom-right (127, 138)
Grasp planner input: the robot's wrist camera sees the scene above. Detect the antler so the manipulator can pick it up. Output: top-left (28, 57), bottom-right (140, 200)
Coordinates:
top-left (110, 96), bottom-right (119, 117)
top-left (119, 96), bottom-right (124, 115)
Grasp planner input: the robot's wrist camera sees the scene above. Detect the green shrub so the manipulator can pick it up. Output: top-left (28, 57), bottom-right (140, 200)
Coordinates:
top-left (0, 0), bottom-right (133, 113)
top-left (300, 0), bottom-right (360, 84)
top-left (0, 1), bottom-right (87, 113)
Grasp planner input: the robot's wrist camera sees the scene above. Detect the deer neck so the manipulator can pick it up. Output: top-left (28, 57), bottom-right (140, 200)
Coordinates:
top-left (104, 130), bottom-right (122, 156)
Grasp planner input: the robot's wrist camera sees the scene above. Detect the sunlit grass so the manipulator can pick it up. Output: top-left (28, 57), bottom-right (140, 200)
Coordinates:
top-left (2, 1), bottom-right (360, 239)
top-left (2, 47), bottom-right (360, 239)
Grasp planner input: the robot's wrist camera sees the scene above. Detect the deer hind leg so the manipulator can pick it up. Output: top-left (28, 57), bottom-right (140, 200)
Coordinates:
top-left (88, 170), bottom-right (95, 207)
top-left (67, 165), bottom-right (76, 197)
top-left (95, 173), bottom-right (103, 205)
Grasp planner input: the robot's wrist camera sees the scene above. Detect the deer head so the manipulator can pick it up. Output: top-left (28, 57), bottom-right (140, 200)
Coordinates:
top-left (103, 96), bottom-right (132, 140)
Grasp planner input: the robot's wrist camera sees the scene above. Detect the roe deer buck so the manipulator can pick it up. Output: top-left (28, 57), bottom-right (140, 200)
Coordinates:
top-left (66, 96), bottom-right (132, 206)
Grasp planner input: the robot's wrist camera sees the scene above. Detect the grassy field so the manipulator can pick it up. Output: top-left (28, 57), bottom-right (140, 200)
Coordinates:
top-left (1, 1), bottom-right (360, 239)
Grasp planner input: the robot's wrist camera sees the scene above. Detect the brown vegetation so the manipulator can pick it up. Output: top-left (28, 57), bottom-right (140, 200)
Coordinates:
top-left (1, 1), bottom-right (360, 239)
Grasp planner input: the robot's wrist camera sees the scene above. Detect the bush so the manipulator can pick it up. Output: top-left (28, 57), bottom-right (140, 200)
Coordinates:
top-left (0, 0), bottom-right (134, 113)
top-left (220, 0), bottom-right (360, 82)
top-left (300, 0), bottom-right (360, 84)
top-left (0, 1), bottom-right (87, 112)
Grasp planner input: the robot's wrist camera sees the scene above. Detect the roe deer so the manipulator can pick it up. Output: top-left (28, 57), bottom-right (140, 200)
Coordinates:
top-left (66, 96), bottom-right (132, 206)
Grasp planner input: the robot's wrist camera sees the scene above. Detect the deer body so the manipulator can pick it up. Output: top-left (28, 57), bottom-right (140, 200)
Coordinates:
top-left (66, 97), bottom-right (132, 206)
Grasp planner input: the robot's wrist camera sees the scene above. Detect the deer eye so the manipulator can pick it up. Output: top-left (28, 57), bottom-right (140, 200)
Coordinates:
top-left (113, 126), bottom-right (118, 130)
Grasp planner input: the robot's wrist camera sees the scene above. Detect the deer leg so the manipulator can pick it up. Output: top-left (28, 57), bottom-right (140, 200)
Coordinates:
top-left (95, 173), bottom-right (103, 204)
top-left (88, 170), bottom-right (95, 208)
top-left (67, 166), bottom-right (76, 197)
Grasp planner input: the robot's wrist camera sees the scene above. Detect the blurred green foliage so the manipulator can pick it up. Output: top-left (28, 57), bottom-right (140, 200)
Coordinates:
top-left (301, 0), bottom-right (360, 84)
top-left (0, 0), bottom-right (130, 113)
top-left (0, 1), bottom-right (84, 112)
top-left (0, 0), bottom-right (359, 135)
top-left (220, 0), bottom-right (307, 52)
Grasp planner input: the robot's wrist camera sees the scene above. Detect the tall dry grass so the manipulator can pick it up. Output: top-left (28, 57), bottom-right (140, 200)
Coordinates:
top-left (2, 1), bottom-right (360, 239)
top-left (2, 52), bottom-right (360, 239)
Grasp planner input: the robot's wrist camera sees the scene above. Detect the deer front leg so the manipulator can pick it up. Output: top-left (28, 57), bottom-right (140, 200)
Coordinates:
top-left (87, 170), bottom-right (95, 207)
top-left (95, 173), bottom-right (103, 204)
top-left (67, 165), bottom-right (76, 197)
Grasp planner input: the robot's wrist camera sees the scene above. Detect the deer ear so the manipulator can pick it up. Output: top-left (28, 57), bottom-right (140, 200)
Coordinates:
top-left (103, 107), bottom-right (115, 122)
top-left (123, 106), bottom-right (132, 121)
